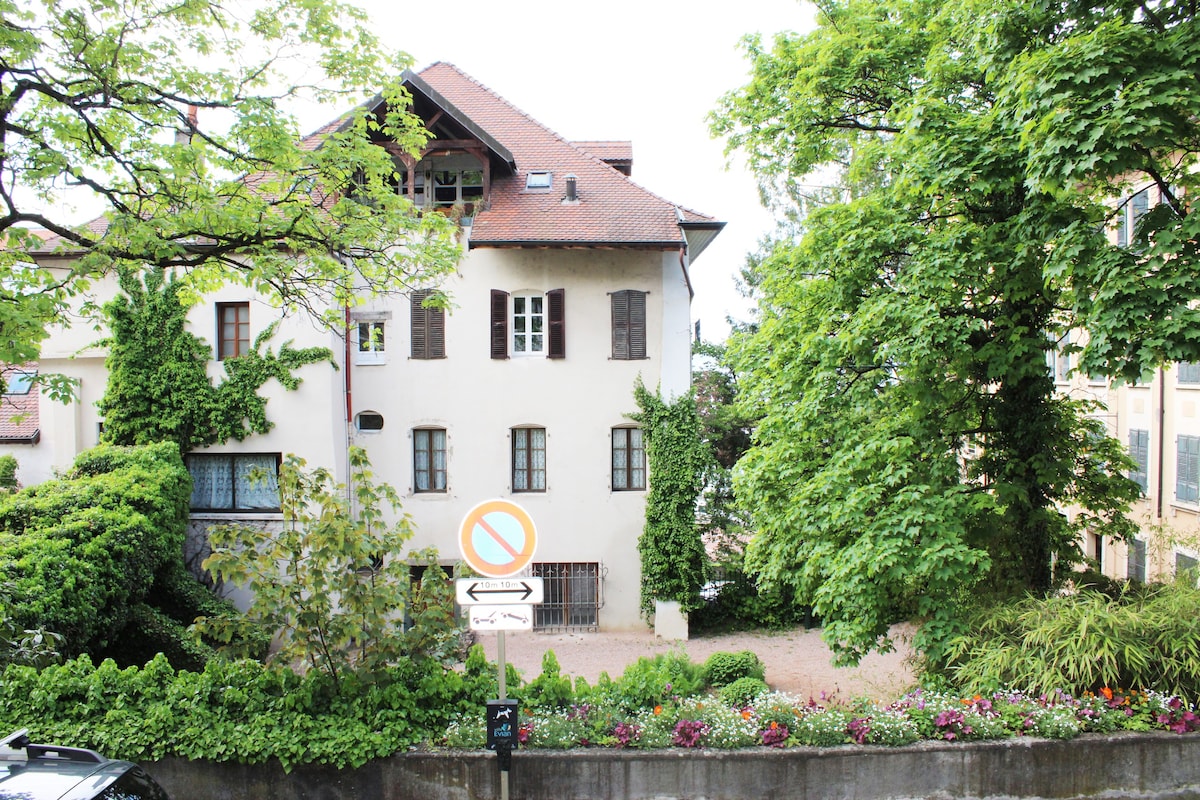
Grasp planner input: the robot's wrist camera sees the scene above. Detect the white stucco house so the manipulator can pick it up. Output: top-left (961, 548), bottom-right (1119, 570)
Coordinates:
top-left (0, 62), bottom-right (724, 633)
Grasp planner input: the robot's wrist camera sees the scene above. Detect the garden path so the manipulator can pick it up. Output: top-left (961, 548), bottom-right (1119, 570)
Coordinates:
top-left (476, 623), bottom-right (916, 702)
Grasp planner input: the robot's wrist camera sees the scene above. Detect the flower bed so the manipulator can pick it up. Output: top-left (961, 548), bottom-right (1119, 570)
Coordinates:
top-left (442, 687), bottom-right (1200, 750)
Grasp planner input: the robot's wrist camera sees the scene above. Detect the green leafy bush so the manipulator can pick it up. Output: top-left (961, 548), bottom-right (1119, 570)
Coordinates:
top-left (702, 650), bottom-right (765, 687)
top-left (937, 582), bottom-right (1200, 701)
top-left (0, 442), bottom-right (190, 656)
top-left (690, 562), bottom-right (813, 634)
top-left (0, 654), bottom-right (466, 770)
top-left (0, 456), bottom-right (17, 490)
top-left (718, 676), bottom-right (769, 707)
top-left (524, 650), bottom-right (575, 709)
top-left (600, 652), bottom-right (706, 714)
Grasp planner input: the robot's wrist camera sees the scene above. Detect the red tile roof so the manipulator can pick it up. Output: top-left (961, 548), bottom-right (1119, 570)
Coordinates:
top-left (35, 63), bottom-right (724, 258)
top-left (0, 366), bottom-right (39, 444)
top-left (410, 62), bottom-right (722, 252)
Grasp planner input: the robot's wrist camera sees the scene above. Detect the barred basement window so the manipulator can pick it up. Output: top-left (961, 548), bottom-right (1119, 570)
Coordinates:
top-left (531, 562), bottom-right (601, 631)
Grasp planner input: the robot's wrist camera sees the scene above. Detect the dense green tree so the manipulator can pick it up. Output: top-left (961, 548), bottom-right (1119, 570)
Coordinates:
top-left (709, 0), bottom-right (1199, 662)
top-left (0, 0), bottom-right (460, 388)
top-left (98, 267), bottom-right (330, 453)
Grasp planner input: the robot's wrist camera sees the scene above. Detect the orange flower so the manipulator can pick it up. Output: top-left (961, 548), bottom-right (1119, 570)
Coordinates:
top-left (1101, 687), bottom-right (1114, 701)
top-left (741, 710), bottom-right (753, 721)
top-left (770, 721), bottom-right (779, 730)
top-left (653, 705), bottom-right (663, 715)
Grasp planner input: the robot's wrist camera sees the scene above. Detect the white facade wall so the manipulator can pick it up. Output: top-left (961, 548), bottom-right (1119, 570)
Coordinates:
top-left (11, 237), bottom-right (691, 632)
top-left (348, 244), bottom-right (684, 630)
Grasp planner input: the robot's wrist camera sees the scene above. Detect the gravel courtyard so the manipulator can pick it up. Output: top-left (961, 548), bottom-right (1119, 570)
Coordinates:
top-left (477, 623), bottom-right (917, 702)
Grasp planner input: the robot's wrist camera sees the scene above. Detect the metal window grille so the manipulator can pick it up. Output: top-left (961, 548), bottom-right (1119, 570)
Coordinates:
top-left (531, 562), bottom-right (604, 632)
top-left (1180, 363), bottom-right (1200, 385)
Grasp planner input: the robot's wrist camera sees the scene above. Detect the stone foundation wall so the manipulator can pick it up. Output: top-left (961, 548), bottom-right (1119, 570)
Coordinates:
top-left (146, 732), bottom-right (1200, 800)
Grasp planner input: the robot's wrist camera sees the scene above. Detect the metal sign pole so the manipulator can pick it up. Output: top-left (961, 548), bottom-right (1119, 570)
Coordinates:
top-left (498, 630), bottom-right (509, 800)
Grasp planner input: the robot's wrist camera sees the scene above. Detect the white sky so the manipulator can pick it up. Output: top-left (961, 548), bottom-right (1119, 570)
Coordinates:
top-left (341, 0), bottom-right (819, 341)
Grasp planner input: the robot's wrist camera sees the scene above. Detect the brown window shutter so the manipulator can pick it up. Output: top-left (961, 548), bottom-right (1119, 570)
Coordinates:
top-left (491, 289), bottom-right (509, 359)
top-left (411, 290), bottom-right (428, 359)
top-left (611, 290), bottom-right (630, 359)
top-left (428, 303), bottom-right (446, 359)
top-left (547, 288), bottom-right (565, 359)
top-left (629, 290), bottom-right (647, 359)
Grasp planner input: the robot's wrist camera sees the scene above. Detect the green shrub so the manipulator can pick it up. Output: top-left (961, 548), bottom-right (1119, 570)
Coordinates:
top-left (605, 652), bottom-right (706, 713)
top-left (0, 456), bottom-right (17, 490)
top-left (689, 562), bottom-right (813, 634)
top-left (702, 650), bottom-right (765, 687)
top-left (0, 654), bottom-right (467, 770)
top-left (937, 582), bottom-right (1200, 701)
top-left (524, 650), bottom-right (574, 709)
top-left (718, 676), bottom-right (769, 707)
top-left (0, 442), bottom-right (190, 656)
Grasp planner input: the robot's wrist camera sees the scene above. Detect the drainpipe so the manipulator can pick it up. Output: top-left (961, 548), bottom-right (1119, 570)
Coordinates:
top-left (1157, 366), bottom-right (1165, 520)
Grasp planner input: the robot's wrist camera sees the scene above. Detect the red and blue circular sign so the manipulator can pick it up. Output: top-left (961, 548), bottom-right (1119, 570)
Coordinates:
top-left (458, 499), bottom-right (538, 578)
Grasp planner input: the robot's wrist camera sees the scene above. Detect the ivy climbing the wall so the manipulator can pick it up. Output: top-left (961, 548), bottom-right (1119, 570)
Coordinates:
top-left (632, 379), bottom-right (708, 616)
top-left (98, 268), bottom-right (332, 453)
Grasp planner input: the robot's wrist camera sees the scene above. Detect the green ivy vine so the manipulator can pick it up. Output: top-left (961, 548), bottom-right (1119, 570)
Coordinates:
top-left (98, 268), bottom-right (332, 453)
top-left (632, 379), bottom-right (708, 616)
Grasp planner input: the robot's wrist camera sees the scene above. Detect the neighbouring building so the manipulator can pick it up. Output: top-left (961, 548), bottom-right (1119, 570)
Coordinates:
top-left (0, 62), bottom-right (724, 634)
top-left (1054, 178), bottom-right (1200, 584)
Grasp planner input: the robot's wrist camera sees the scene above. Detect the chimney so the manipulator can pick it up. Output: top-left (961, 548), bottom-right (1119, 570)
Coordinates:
top-left (564, 174), bottom-right (578, 203)
top-left (175, 105), bottom-right (198, 146)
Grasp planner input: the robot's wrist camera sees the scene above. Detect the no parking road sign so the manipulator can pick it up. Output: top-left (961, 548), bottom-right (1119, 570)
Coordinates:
top-left (458, 499), bottom-right (538, 578)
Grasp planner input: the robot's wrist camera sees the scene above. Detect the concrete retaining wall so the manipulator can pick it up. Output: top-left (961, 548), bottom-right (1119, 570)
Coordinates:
top-left (146, 733), bottom-right (1200, 800)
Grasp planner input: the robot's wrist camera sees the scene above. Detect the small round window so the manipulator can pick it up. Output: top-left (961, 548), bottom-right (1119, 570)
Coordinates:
top-left (356, 412), bottom-right (384, 432)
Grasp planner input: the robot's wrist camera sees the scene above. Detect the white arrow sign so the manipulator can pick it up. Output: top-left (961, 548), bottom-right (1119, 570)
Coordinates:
top-left (467, 604), bottom-right (534, 632)
top-left (456, 577), bottom-right (544, 606)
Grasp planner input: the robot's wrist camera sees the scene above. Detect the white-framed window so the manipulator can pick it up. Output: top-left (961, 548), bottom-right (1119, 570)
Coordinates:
top-left (512, 427), bottom-right (546, 492)
top-left (413, 428), bottom-right (447, 493)
top-left (490, 289), bottom-right (564, 359)
top-left (1116, 187), bottom-right (1151, 248)
top-left (513, 294), bottom-right (546, 355)
top-left (612, 427), bottom-right (646, 491)
top-left (186, 452), bottom-right (280, 511)
top-left (357, 321), bottom-right (386, 365)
